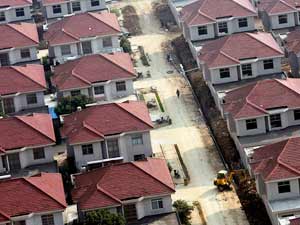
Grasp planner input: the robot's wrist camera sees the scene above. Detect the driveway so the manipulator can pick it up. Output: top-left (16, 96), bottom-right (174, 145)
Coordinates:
top-left (111, 0), bottom-right (249, 224)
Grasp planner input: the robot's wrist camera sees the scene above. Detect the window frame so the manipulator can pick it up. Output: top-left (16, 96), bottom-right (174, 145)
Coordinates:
top-left (61, 45), bottom-right (71, 56)
top-left (134, 154), bottom-right (145, 161)
top-left (20, 48), bottom-right (31, 59)
top-left (270, 113), bottom-right (282, 128)
top-left (91, 0), bottom-right (100, 6)
top-left (81, 41), bottom-right (93, 55)
top-left (116, 81), bottom-right (126, 92)
top-left (103, 37), bottom-right (113, 48)
top-left (52, 4), bottom-right (62, 14)
top-left (151, 198), bottom-right (164, 210)
top-left (70, 90), bottom-right (81, 97)
top-left (278, 181), bottom-right (291, 194)
top-left (94, 85), bottom-right (105, 95)
top-left (41, 214), bottom-right (55, 225)
top-left (218, 22), bottom-right (228, 33)
top-left (33, 148), bottom-right (45, 160)
top-left (263, 59), bottom-right (274, 70)
top-left (15, 8), bottom-right (25, 17)
top-left (245, 119), bottom-right (257, 130)
top-left (198, 26), bottom-right (208, 36)
top-left (107, 139), bottom-right (120, 158)
top-left (132, 135), bottom-right (143, 145)
top-left (72, 1), bottom-right (81, 12)
top-left (82, 144), bottom-right (94, 155)
top-left (278, 14), bottom-right (288, 24)
top-left (238, 18), bottom-right (248, 28)
top-left (0, 11), bottom-right (5, 22)
top-left (26, 93), bottom-right (38, 105)
top-left (241, 63), bottom-right (253, 77)
top-left (219, 68), bottom-right (230, 78)
top-left (294, 109), bottom-right (300, 120)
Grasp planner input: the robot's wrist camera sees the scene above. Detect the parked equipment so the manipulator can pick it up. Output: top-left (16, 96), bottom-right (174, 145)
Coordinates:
top-left (213, 169), bottom-right (246, 191)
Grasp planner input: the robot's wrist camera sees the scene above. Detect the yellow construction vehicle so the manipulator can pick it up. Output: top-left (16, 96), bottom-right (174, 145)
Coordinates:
top-left (213, 169), bottom-right (246, 191)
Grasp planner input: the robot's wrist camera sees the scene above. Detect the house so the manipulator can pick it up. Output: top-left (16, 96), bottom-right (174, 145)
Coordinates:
top-left (0, 172), bottom-right (67, 225)
top-left (198, 32), bottom-right (284, 110)
top-left (0, 113), bottom-right (58, 174)
top-left (42, 0), bottom-right (107, 19)
top-left (44, 12), bottom-right (121, 64)
top-left (61, 101), bottom-right (153, 170)
top-left (284, 30), bottom-right (300, 76)
top-left (250, 137), bottom-right (300, 225)
top-left (0, 65), bottom-right (47, 115)
top-left (258, 0), bottom-right (300, 31)
top-left (0, 23), bottom-right (39, 66)
top-left (0, 0), bottom-right (33, 24)
top-left (179, 0), bottom-right (257, 42)
top-left (223, 78), bottom-right (300, 167)
top-left (51, 53), bottom-right (135, 101)
top-left (72, 158), bottom-right (176, 224)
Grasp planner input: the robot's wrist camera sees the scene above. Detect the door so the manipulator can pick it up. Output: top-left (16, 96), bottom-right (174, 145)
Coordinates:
top-left (0, 53), bottom-right (10, 66)
top-left (81, 41), bottom-right (92, 55)
top-left (3, 98), bottom-right (15, 114)
top-left (123, 204), bottom-right (137, 223)
top-left (8, 153), bottom-right (21, 171)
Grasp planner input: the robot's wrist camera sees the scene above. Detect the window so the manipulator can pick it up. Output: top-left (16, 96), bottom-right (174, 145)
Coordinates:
top-left (151, 198), bottom-right (163, 210)
top-left (0, 12), bottom-right (5, 22)
top-left (107, 139), bottom-right (120, 158)
top-left (70, 90), bottom-right (81, 97)
top-left (219, 68), bottom-right (230, 78)
top-left (263, 59), bottom-right (274, 70)
top-left (41, 214), bottom-right (55, 225)
top-left (61, 45), bottom-right (71, 56)
top-left (20, 48), bottom-right (31, 59)
top-left (103, 37), bottom-right (112, 48)
top-left (82, 41), bottom-right (92, 54)
top-left (134, 154), bottom-right (145, 161)
top-left (72, 1), bottom-right (81, 12)
top-left (14, 221), bottom-right (26, 225)
top-left (15, 8), bottom-right (25, 17)
top-left (132, 135), bottom-right (143, 145)
top-left (91, 0), bottom-right (100, 7)
top-left (198, 26), bottom-right (207, 35)
top-left (238, 18), bottom-right (248, 28)
top-left (33, 148), bottom-right (45, 160)
top-left (26, 93), bottom-right (37, 104)
top-left (218, 22), bottom-right (228, 33)
top-left (241, 64), bottom-right (252, 77)
top-left (294, 109), bottom-right (300, 120)
top-left (3, 98), bottom-right (15, 114)
top-left (116, 81), bottom-right (126, 91)
top-left (52, 5), bottom-right (62, 14)
top-left (246, 119), bottom-right (257, 130)
top-left (82, 144), bottom-right (93, 155)
top-left (278, 181), bottom-right (291, 193)
top-left (278, 14), bottom-right (288, 24)
top-left (270, 114), bottom-right (282, 128)
top-left (94, 86), bottom-right (104, 95)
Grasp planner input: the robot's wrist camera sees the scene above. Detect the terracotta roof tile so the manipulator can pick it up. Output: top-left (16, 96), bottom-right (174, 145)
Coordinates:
top-left (72, 158), bottom-right (175, 210)
top-left (258, 0), bottom-right (299, 14)
top-left (0, 0), bottom-right (32, 7)
top-left (290, 218), bottom-right (300, 225)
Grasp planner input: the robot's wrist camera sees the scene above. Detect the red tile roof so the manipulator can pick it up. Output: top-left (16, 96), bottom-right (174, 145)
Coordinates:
top-left (44, 12), bottom-right (121, 46)
top-left (224, 78), bottom-right (300, 119)
top-left (290, 218), bottom-right (300, 225)
top-left (199, 32), bottom-right (283, 68)
top-left (0, 173), bottom-right (66, 219)
top-left (52, 53), bottom-right (135, 91)
top-left (0, 65), bottom-right (46, 95)
top-left (0, 113), bottom-right (56, 151)
top-left (250, 137), bottom-right (300, 181)
top-left (61, 101), bottom-right (153, 145)
top-left (0, 23), bottom-right (39, 50)
top-left (258, 0), bottom-right (299, 15)
top-left (72, 158), bottom-right (175, 210)
top-left (180, 0), bottom-right (256, 26)
top-left (0, 0), bottom-right (32, 7)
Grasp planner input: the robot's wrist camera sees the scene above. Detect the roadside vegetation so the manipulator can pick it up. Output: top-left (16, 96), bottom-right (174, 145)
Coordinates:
top-left (173, 200), bottom-right (194, 225)
top-left (55, 94), bottom-right (94, 115)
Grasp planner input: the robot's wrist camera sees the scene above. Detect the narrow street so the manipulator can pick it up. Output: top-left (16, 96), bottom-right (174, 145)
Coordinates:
top-left (112, 0), bottom-right (249, 224)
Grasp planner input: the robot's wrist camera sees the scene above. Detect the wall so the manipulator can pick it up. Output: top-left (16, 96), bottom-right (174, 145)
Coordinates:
top-left (62, 88), bottom-right (89, 98)
top-left (44, 3), bottom-right (69, 19)
top-left (267, 178), bottom-right (300, 201)
top-left (24, 211), bottom-right (64, 225)
top-left (82, 0), bottom-right (106, 12)
top-left (7, 47), bottom-right (38, 65)
top-left (12, 92), bottom-right (45, 112)
top-left (231, 16), bottom-right (256, 33)
top-left (52, 43), bottom-right (78, 64)
top-left (105, 79), bottom-right (134, 100)
top-left (270, 12), bottom-right (295, 29)
top-left (73, 142), bottom-right (103, 169)
top-left (256, 57), bottom-right (282, 76)
top-left (287, 108), bottom-right (300, 126)
top-left (1, 6), bottom-right (32, 23)
top-left (209, 66), bottom-right (239, 84)
top-left (91, 36), bottom-right (120, 53)
top-left (189, 23), bottom-right (215, 41)
top-left (236, 116), bottom-right (266, 136)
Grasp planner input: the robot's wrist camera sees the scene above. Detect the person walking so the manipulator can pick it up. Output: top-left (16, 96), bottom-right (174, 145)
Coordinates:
top-left (176, 89), bottom-right (180, 98)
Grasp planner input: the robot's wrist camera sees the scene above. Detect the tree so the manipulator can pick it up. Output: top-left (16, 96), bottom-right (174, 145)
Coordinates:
top-left (120, 37), bottom-right (132, 54)
top-left (173, 200), bottom-right (194, 225)
top-left (84, 209), bottom-right (126, 225)
top-left (55, 94), bottom-right (93, 115)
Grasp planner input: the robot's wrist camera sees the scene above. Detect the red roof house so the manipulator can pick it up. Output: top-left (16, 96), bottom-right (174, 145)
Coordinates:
top-left (0, 0), bottom-right (32, 7)
top-left (0, 173), bottom-right (66, 224)
top-left (72, 158), bottom-right (175, 222)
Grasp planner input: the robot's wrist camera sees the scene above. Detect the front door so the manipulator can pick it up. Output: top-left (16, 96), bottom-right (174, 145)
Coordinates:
top-left (0, 53), bottom-right (10, 66)
top-left (3, 98), bottom-right (15, 114)
top-left (124, 204), bottom-right (137, 223)
top-left (8, 153), bottom-right (21, 171)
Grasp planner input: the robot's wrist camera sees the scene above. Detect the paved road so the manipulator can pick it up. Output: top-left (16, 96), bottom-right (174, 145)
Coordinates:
top-left (112, 0), bottom-right (249, 224)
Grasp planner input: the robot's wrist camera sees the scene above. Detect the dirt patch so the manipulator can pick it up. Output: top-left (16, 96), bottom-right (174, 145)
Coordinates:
top-left (171, 35), bottom-right (271, 225)
top-left (121, 5), bottom-right (142, 35)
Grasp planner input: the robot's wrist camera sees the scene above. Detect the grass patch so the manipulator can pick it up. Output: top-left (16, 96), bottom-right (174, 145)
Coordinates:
top-left (138, 46), bottom-right (150, 66)
top-left (154, 91), bottom-right (165, 112)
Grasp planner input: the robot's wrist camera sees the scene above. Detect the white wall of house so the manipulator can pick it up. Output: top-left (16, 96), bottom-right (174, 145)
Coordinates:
top-left (266, 178), bottom-right (300, 201)
top-left (73, 142), bottom-right (103, 169)
top-left (270, 12), bottom-right (296, 29)
top-left (105, 79), bottom-right (134, 100)
top-left (5, 47), bottom-right (39, 65)
top-left (231, 16), bottom-right (256, 33)
top-left (209, 66), bottom-right (239, 84)
top-left (52, 43), bottom-right (78, 63)
top-left (256, 57), bottom-right (282, 75)
top-left (189, 23), bottom-right (215, 41)
top-left (12, 91), bottom-right (45, 112)
top-left (21, 211), bottom-right (64, 225)
top-left (236, 116), bottom-right (266, 136)
top-left (91, 36), bottom-right (120, 53)
top-left (44, 3), bottom-right (69, 19)
top-left (62, 88), bottom-right (89, 98)
top-left (136, 195), bottom-right (173, 220)
top-left (0, 6), bottom-right (32, 24)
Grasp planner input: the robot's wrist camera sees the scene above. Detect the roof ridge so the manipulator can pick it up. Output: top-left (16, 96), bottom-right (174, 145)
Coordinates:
top-left (100, 54), bottom-right (136, 77)
top-left (24, 176), bottom-right (67, 209)
top-left (88, 12), bottom-right (120, 33)
top-left (61, 17), bottom-right (80, 40)
top-left (244, 81), bottom-right (268, 114)
top-left (83, 121), bottom-right (105, 138)
top-left (277, 0), bottom-right (296, 11)
top-left (0, 209), bottom-right (10, 221)
top-left (96, 185), bottom-right (122, 204)
top-left (72, 69), bottom-right (92, 85)
top-left (219, 50), bottom-right (240, 63)
top-left (231, 0), bottom-right (257, 13)
top-left (11, 66), bottom-right (46, 89)
top-left (7, 23), bottom-right (38, 44)
top-left (246, 32), bottom-right (283, 55)
top-left (275, 78), bottom-right (300, 97)
top-left (116, 102), bottom-right (153, 128)
top-left (131, 161), bottom-right (175, 192)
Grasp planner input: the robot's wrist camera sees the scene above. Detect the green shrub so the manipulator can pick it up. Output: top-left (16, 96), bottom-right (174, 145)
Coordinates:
top-left (110, 8), bottom-right (120, 17)
top-left (120, 37), bottom-right (132, 54)
top-left (173, 200), bottom-right (194, 225)
top-left (84, 209), bottom-right (126, 225)
top-left (55, 94), bottom-right (93, 115)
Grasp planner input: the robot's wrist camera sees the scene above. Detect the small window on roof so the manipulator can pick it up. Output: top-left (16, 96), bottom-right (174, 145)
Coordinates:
top-left (278, 181), bottom-right (290, 193)
top-left (238, 18), bottom-right (248, 28)
top-left (198, 26), bottom-right (208, 36)
top-left (263, 59), bottom-right (274, 70)
top-left (246, 119), bottom-right (257, 130)
top-left (15, 8), bottom-right (25, 17)
top-left (219, 68), bottom-right (230, 78)
top-left (52, 5), bottom-right (61, 14)
top-left (278, 14), bottom-right (288, 24)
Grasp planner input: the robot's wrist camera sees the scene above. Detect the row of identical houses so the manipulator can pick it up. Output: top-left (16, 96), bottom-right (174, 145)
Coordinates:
top-left (0, 2), bottom-right (179, 225)
top-left (169, 0), bottom-right (300, 224)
